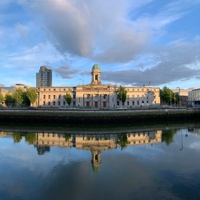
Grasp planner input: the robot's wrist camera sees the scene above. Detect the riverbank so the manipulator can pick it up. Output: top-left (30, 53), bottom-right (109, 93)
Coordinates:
top-left (0, 108), bottom-right (199, 126)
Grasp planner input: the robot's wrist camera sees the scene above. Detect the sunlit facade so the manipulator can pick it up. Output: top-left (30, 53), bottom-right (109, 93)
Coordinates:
top-left (33, 64), bottom-right (160, 108)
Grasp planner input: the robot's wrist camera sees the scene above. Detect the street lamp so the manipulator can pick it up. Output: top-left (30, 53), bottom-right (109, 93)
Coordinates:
top-left (177, 87), bottom-right (181, 107)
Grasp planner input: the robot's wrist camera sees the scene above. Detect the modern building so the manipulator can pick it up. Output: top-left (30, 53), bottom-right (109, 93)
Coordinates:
top-left (34, 64), bottom-right (160, 108)
top-left (188, 88), bottom-right (200, 107)
top-left (36, 66), bottom-right (52, 87)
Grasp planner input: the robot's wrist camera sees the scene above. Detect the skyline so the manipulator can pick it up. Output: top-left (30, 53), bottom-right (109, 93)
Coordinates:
top-left (1, 0), bottom-right (200, 89)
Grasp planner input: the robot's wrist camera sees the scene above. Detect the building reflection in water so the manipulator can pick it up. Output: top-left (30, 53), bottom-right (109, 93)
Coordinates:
top-left (34, 131), bottom-right (162, 172)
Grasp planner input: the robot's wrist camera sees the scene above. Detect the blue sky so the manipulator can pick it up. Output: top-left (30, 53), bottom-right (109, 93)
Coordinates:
top-left (0, 0), bottom-right (200, 89)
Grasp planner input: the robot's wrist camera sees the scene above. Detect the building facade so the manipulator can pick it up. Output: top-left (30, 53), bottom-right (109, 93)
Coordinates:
top-left (36, 66), bottom-right (52, 87)
top-left (188, 88), bottom-right (200, 107)
top-left (34, 64), bottom-right (160, 108)
top-left (172, 88), bottom-right (190, 106)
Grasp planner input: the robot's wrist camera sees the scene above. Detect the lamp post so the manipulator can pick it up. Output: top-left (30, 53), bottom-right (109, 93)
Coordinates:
top-left (177, 87), bottom-right (180, 107)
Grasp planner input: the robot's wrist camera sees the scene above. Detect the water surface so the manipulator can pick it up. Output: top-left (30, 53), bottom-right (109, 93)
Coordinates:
top-left (1, 126), bottom-right (200, 200)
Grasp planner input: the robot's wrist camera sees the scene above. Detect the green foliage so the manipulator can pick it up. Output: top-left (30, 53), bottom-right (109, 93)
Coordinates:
top-left (11, 132), bottom-right (36, 144)
top-left (13, 88), bottom-right (24, 105)
top-left (118, 134), bottom-right (128, 150)
top-left (162, 129), bottom-right (176, 145)
top-left (64, 93), bottom-right (72, 106)
top-left (160, 86), bottom-right (180, 105)
top-left (65, 134), bottom-right (71, 141)
top-left (5, 93), bottom-right (15, 106)
top-left (26, 88), bottom-right (37, 104)
top-left (12, 133), bottom-right (23, 143)
top-left (24, 133), bottom-right (36, 144)
top-left (116, 86), bottom-right (127, 106)
top-left (22, 91), bottom-right (30, 106)
top-left (0, 93), bottom-right (4, 102)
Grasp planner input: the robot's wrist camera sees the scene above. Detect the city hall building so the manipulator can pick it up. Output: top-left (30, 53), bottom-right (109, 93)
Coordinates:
top-left (33, 64), bottom-right (160, 108)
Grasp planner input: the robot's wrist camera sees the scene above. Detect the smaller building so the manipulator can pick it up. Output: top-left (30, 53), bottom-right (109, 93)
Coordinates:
top-left (172, 88), bottom-right (190, 106)
top-left (188, 88), bottom-right (200, 107)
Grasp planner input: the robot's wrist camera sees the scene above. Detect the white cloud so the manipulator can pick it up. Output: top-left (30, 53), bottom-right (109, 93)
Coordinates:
top-left (1, 0), bottom-right (200, 87)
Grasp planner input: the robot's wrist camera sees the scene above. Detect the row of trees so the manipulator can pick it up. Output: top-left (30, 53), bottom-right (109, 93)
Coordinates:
top-left (0, 87), bottom-right (73, 107)
top-left (0, 87), bottom-right (38, 107)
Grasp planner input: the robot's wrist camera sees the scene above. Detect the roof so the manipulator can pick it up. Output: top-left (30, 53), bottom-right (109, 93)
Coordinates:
top-left (92, 64), bottom-right (100, 70)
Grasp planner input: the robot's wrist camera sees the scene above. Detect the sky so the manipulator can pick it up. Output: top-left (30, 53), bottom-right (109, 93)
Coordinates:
top-left (1, 0), bottom-right (200, 89)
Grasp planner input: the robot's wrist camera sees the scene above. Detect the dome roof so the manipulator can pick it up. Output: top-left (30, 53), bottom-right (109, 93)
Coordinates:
top-left (92, 64), bottom-right (100, 70)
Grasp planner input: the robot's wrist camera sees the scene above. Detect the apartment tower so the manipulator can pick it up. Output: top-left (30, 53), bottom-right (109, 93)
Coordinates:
top-left (36, 66), bottom-right (52, 87)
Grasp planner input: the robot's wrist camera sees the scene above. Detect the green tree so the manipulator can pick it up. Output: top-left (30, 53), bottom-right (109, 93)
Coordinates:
top-left (12, 133), bottom-right (23, 143)
top-left (160, 86), bottom-right (180, 105)
top-left (118, 134), bottom-right (129, 150)
top-left (24, 133), bottom-right (36, 144)
top-left (162, 129), bottom-right (176, 145)
top-left (5, 93), bottom-right (15, 107)
top-left (13, 88), bottom-right (24, 106)
top-left (64, 93), bottom-right (72, 106)
top-left (116, 86), bottom-right (127, 106)
top-left (0, 93), bottom-right (4, 103)
top-left (64, 134), bottom-right (71, 141)
top-left (26, 88), bottom-right (37, 105)
top-left (22, 91), bottom-right (30, 106)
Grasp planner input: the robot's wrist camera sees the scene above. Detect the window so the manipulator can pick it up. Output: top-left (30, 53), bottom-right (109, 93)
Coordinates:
top-left (43, 95), bottom-right (46, 99)
top-left (43, 101), bottom-right (45, 105)
top-left (53, 95), bottom-right (56, 99)
top-left (132, 101), bottom-right (134, 105)
top-left (95, 74), bottom-right (98, 80)
top-left (48, 95), bottom-right (51, 99)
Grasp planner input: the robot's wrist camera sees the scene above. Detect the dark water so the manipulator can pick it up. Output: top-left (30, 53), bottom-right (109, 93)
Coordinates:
top-left (1, 125), bottom-right (200, 200)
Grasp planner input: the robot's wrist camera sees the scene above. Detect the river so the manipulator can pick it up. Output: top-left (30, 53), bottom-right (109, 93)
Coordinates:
top-left (0, 123), bottom-right (200, 200)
